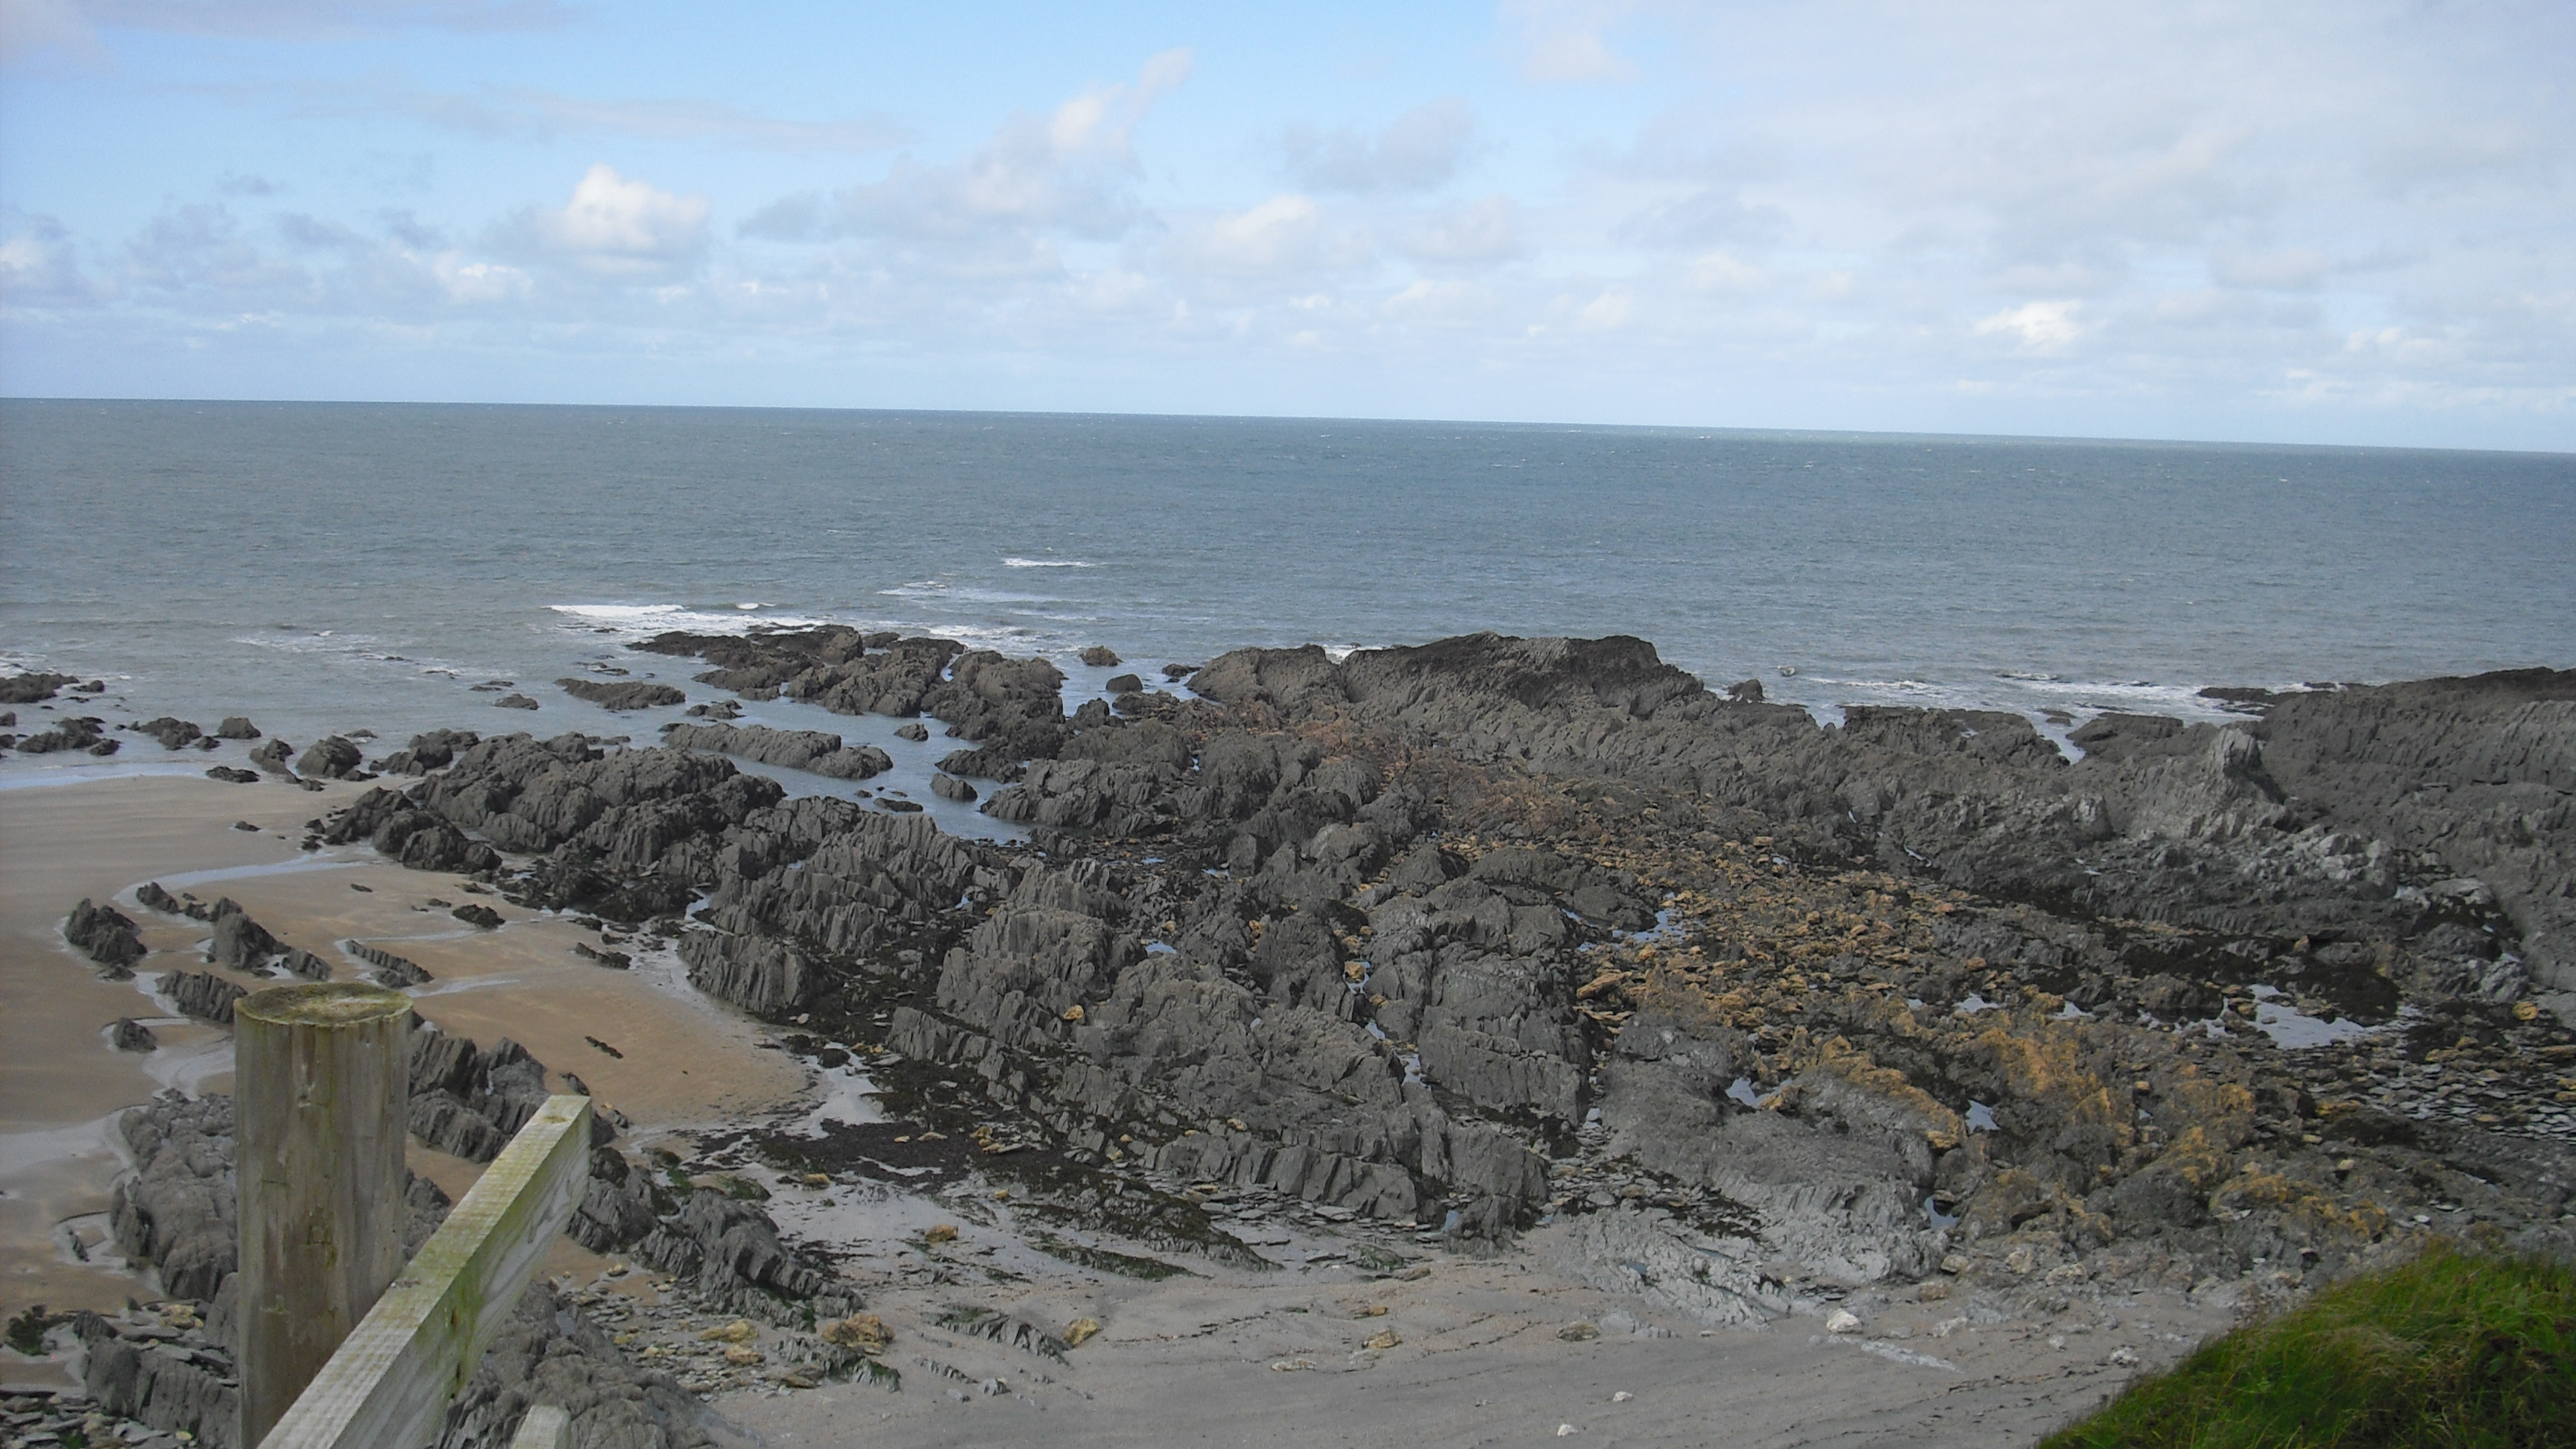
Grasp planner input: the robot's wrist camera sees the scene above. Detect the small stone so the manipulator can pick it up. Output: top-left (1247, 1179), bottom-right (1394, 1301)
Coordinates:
top-left (1611, 1391), bottom-right (1633, 1402)
top-left (1939, 1254), bottom-right (1970, 1275)
top-left (1919, 1280), bottom-right (1950, 1301)
top-left (698, 1319), bottom-right (757, 1344)
top-left (2108, 1347), bottom-right (2139, 1366)
top-left (1825, 1310), bottom-right (1863, 1334)
top-left (724, 1345), bottom-right (765, 1366)
top-left (1064, 1318), bottom-right (1102, 1348)
top-left (1363, 1328), bottom-right (1400, 1351)
top-left (924, 1224), bottom-right (959, 1245)
top-left (1558, 1426), bottom-right (1579, 1437)
top-left (1557, 1322), bottom-right (1600, 1342)
top-left (819, 1314), bottom-right (892, 1351)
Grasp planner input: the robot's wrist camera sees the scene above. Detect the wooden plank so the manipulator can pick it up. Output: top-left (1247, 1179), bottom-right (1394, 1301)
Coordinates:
top-left (508, 1404), bottom-right (569, 1449)
top-left (257, 1094), bottom-right (595, 1449)
top-left (236, 983), bottom-right (414, 1449)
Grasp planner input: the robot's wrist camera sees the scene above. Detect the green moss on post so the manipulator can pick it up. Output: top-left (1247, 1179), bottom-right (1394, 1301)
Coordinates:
top-left (236, 982), bottom-right (413, 1449)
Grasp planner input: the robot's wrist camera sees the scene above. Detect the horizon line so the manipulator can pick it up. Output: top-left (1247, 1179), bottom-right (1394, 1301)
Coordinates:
top-left (4, 394), bottom-right (2571, 461)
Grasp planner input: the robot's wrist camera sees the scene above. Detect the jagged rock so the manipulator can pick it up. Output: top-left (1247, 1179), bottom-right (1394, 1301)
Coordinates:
top-left (110, 1017), bottom-right (159, 1051)
top-left (66, 897), bottom-right (146, 973)
top-left (16, 716), bottom-right (110, 754)
top-left (206, 765), bottom-right (260, 783)
top-left (249, 737), bottom-right (294, 773)
top-left (344, 939), bottom-right (433, 987)
top-left (678, 929), bottom-right (818, 1017)
top-left (296, 735), bottom-right (366, 780)
top-left (163, 970), bottom-right (246, 1025)
top-left (408, 1029), bottom-right (599, 1163)
top-left (451, 902), bottom-right (505, 929)
top-left (661, 722), bottom-right (891, 780)
top-left (1080, 645), bottom-right (1122, 667)
top-left (111, 1094), bottom-right (237, 1302)
top-left (431, 1281), bottom-right (715, 1449)
top-left (136, 882), bottom-right (184, 915)
top-left (76, 1313), bottom-right (239, 1448)
top-left (895, 721), bottom-right (929, 742)
top-left (203, 898), bottom-right (282, 972)
top-left (631, 1188), bottom-right (834, 1322)
top-left (215, 716), bottom-right (261, 740)
top-left (930, 771), bottom-right (976, 801)
top-left (374, 727), bottom-right (480, 774)
top-left (558, 678), bottom-right (686, 711)
top-left (496, 693), bottom-right (540, 710)
top-left (277, 948), bottom-right (332, 981)
top-left (0, 670), bottom-right (76, 704)
top-left (134, 716), bottom-right (203, 750)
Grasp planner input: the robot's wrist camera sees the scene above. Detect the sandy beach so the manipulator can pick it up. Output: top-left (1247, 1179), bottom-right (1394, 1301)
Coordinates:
top-left (0, 771), bottom-right (804, 1322)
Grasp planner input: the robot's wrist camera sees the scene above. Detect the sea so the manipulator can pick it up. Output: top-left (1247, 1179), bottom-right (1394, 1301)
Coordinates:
top-left (3, 400), bottom-right (2570, 835)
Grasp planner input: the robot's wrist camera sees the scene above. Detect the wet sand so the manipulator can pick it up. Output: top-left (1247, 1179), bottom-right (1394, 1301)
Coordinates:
top-left (0, 772), bottom-right (804, 1320)
top-left (704, 1208), bottom-right (2236, 1449)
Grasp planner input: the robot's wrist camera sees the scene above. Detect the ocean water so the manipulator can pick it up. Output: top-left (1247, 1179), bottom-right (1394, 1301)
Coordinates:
top-left (2, 400), bottom-right (2570, 815)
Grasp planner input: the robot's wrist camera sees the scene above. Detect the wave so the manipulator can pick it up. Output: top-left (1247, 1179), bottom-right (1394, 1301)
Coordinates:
top-left (544, 603), bottom-right (827, 638)
top-left (1003, 557), bottom-right (1096, 569)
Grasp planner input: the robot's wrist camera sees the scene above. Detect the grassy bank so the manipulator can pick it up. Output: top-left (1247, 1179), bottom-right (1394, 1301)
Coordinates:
top-left (2042, 1243), bottom-right (2574, 1448)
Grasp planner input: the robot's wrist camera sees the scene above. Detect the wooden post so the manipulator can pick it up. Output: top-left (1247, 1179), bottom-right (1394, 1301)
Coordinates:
top-left (260, 1094), bottom-right (594, 1449)
top-left (236, 982), bottom-right (414, 1449)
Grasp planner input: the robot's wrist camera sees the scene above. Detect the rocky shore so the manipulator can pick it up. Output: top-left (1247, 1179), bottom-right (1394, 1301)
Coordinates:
top-left (4, 632), bottom-right (2571, 1448)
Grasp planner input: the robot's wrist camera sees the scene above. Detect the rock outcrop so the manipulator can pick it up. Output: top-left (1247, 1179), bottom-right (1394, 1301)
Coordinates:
top-left (559, 678), bottom-right (686, 711)
top-left (66, 897), bottom-right (146, 974)
top-left (660, 721), bottom-right (891, 780)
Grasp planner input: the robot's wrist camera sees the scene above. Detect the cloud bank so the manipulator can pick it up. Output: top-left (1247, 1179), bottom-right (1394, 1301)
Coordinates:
top-left (1, 2), bottom-right (2569, 446)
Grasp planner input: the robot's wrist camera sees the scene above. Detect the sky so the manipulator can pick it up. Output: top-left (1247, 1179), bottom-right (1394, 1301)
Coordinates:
top-left (1, 0), bottom-right (2570, 449)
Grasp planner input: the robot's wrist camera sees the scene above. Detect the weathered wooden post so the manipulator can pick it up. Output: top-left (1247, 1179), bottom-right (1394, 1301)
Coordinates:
top-left (236, 982), bottom-right (414, 1449)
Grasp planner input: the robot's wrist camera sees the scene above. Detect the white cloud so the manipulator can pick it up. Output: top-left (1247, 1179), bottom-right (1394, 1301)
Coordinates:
top-left (1163, 195), bottom-right (1368, 281)
top-left (367, 84), bottom-right (911, 155)
top-left (1503, 0), bottom-right (1638, 84)
top-left (739, 50), bottom-right (1191, 250)
top-left (2210, 249), bottom-right (2331, 291)
top-left (1283, 97), bottom-right (1480, 195)
top-left (1974, 300), bottom-right (2084, 351)
top-left (516, 164), bottom-right (710, 278)
top-left (0, 215), bottom-right (96, 305)
top-left (431, 252), bottom-right (528, 303)
top-left (1575, 287), bottom-right (1635, 330)
top-left (1393, 194), bottom-right (1521, 268)
top-left (1383, 277), bottom-right (1498, 329)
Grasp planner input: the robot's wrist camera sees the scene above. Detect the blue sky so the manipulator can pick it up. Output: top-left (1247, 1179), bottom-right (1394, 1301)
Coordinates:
top-left (2, 0), bottom-right (2570, 448)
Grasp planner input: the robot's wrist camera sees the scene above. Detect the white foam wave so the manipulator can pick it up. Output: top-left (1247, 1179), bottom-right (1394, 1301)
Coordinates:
top-left (1003, 557), bottom-right (1096, 568)
top-left (545, 604), bottom-right (827, 639)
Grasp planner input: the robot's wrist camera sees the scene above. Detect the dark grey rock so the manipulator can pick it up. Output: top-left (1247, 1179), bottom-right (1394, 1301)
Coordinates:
top-left (296, 735), bottom-right (366, 780)
top-left (66, 897), bottom-right (146, 973)
top-left (344, 938), bottom-right (433, 986)
top-left (214, 716), bottom-right (261, 740)
top-left (163, 971), bottom-right (246, 1025)
top-left (0, 671), bottom-right (75, 704)
top-left (133, 716), bottom-right (203, 750)
top-left (558, 678), bottom-right (686, 711)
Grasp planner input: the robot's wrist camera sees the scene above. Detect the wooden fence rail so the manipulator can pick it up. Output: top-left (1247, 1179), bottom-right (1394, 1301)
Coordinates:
top-left (256, 1093), bottom-right (594, 1449)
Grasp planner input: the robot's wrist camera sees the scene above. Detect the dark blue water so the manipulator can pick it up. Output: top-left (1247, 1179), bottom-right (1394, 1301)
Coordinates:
top-left (4, 401), bottom-right (2570, 782)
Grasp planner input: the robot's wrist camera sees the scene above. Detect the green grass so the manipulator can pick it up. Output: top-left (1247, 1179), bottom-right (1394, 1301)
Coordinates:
top-left (2043, 1245), bottom-right (2575, 1449)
